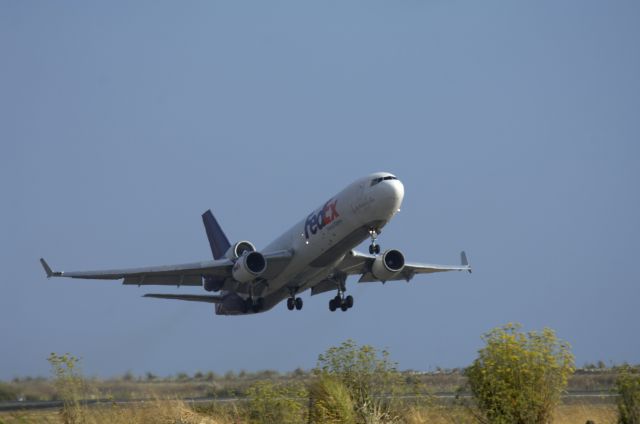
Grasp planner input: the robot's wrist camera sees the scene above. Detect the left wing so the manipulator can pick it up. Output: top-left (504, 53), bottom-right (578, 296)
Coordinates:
top-left (336, 250), bottom-right (471, 283)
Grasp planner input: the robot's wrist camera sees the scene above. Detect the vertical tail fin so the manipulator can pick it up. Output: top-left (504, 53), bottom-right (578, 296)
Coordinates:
top-left (202, 210), bottom-right (231, 260)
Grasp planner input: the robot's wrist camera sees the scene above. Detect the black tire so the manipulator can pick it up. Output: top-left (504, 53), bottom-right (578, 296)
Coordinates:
top-left (334, 295), bottom-right (341, 304)
top-left (340, 303), bottom-right (348, 312)
top-left (287, 298), bottom-right (295, 310)
top-left (369, 244), bottom-right (375, 254)
top-left (345, 295), bottom-right (354, 308)
top-left (295, 297), bottom-right (303, 310)
top-left (374, 245), bottom-right (381, 254)
top-left (329, 299), bottom-right (336, 311)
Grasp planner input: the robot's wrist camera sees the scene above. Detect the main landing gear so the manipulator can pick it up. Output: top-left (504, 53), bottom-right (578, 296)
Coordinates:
top-left (368, 229), bottom-right (381, 255)
top-left (329, 293), bottom-right (354, 312)
top-left (286, 297), bottom-right (303, 311)
top-left (243, 297), bottom-right (264, 313)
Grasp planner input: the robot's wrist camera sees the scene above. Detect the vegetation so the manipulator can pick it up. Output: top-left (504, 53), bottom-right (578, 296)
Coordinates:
top-left (2, 328), bottom-right (637, 424)
top-left (616, 366), bottom-right (640, 424)
top-left (465, 323), bottom-right (575, 424)
top-left (314, 339), bottom-right (407, 423)
top-left (47, 353), bottom-right (87, 424)
top-left (245, 380), bottom-right (307, 424)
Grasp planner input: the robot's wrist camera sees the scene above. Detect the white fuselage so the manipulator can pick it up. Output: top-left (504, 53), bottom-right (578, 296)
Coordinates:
top-left (216, 172), bottom-right (404, 314)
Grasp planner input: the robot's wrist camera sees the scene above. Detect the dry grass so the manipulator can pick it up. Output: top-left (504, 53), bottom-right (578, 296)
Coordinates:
top-left (0, 402), bottom-right (619, 424)
top-left (0, 400), bottom-right (238, 424)
top-left (400, 403), bottom-right (617, 424)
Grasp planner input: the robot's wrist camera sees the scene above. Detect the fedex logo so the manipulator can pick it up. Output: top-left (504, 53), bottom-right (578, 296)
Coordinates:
top-left (304, 199), bottom-right (339, 239)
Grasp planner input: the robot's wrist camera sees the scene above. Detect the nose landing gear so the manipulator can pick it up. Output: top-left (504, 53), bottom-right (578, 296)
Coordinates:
top-left (368, 229), bottom-right (381, 254)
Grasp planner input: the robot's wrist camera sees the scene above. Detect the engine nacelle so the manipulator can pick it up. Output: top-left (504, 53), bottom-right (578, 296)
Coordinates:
top-left (371, 249), bottom-right (405, 281)
top-left (225, 241), bottom-right (256, 260)
top-left (232, 251), bottom-right (267, 283)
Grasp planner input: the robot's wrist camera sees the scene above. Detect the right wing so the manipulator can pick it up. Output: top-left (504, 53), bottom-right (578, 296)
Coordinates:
top-left (143, 293), bottom-right (224, 303)
top-left (40, 257), bottom-right (230, 286)
top-left (39, 248), bottom-right (293, 288)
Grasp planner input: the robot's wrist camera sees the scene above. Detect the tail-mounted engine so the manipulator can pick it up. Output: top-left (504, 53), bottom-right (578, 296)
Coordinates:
top-left (225, 241), bottom-right (257, 260)
top-left (371, 249), bottom-right (405, 281)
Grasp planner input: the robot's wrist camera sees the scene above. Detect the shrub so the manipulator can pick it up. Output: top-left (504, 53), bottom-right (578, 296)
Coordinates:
top-left (315, 339), bottom-right (403, 423)
top-left (48, 353), bottom-right (87, 424)
top-left (465, 323), bottom-right (575, 424)
top-left (616, 367), bottom-right (640, 424)
top-left (309, 375), bottom-right (356, 424)
top-left (245, 380), bottom-right (307, 424)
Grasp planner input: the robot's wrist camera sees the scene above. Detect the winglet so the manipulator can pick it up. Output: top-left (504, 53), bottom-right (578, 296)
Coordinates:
top-left (202, 210), bottom-right (231, 260)
top-left (40, 258), bottom-right (62, 278)
top-left (460, 251), bottom-right (472, 273)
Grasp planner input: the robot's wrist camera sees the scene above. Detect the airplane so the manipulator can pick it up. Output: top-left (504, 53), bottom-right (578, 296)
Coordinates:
top-left (40, 172), bottom-right (471, 315)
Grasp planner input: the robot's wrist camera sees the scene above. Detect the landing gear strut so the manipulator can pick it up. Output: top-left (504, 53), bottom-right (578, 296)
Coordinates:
top-left (243, 297), bottom-right (264, 313)
top-left (368, 229), bottom-right (381, 255)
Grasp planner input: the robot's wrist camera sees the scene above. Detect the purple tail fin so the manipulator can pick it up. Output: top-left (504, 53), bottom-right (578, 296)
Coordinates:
top-left (202, 210), bottom-right (231, 260)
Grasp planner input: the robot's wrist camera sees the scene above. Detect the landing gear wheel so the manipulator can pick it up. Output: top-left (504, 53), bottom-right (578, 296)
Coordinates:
top-left (345, 295), bottom-right (354, 309)
top-left (340, 303), bottom-right (349, 312)
top-left (369, 244), bottom-right (376, 254)
top-left (287, 298), bottom-right (295, 311)
top-left (329, 299), bottom-right (337, 311)
top-left (294, 297), bottom-right (303, 310)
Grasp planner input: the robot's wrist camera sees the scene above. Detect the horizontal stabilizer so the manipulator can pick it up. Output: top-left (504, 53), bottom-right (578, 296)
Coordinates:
top-left (143, 293), bottom-right (224, 303)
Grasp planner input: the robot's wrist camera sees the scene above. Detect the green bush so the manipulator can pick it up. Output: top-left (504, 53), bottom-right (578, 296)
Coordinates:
top-left (0, 382), bottom-right (17, 401)
top-left (616, 367), bottom-right (640, 424)
top-left (245, 380), bottom-right (307, 424)
top-left (465, 323), bottom-right (575, 424)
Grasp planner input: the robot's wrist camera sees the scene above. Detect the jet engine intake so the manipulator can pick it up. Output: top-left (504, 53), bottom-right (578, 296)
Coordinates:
top-left (225, 241), bottom-right (256, 260)
top-left (232, 251), bottom-right (267, 283)
top-left (371, 249), bottom-right (405, 281)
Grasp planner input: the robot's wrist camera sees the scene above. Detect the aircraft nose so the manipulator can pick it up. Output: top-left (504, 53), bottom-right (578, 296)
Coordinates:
top-left (379, 178), bottom-right (404, 215)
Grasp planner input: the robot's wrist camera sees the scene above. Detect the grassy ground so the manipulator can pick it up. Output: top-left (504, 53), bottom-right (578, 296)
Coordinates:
top-left (1, 369), bottom-right (621, 403)
top-left (0, 401), bottom-right (618, 424)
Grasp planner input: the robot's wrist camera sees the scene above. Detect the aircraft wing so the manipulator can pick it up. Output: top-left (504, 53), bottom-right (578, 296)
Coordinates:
top-left (143, 293), bottom-right (224, 303)
top-left (337, 250), bottom-right (471, 283)
top-left (39, 249), bottom-right (293, 287)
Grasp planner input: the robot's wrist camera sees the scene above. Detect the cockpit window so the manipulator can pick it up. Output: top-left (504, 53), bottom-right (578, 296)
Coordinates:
top-left (370, 176), bottom-right (397, 186)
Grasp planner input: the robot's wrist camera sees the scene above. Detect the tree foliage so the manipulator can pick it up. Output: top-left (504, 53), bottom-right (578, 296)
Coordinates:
top-left (616, 366), bottom-right (640, 424)
top-left (465, 323), bottom-right (575, 424)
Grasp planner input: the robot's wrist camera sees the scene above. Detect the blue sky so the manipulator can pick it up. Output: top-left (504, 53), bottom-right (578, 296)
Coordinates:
top-left (1, 1), bottom-right (639, 379)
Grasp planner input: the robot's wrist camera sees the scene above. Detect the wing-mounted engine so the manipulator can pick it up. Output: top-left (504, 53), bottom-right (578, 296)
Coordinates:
top-left (224, 241), bottom-right (267, 283)
top-left (232, 251), bottom-right (267, 283)
top-left (371, 249), bottom-right (405, 281)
